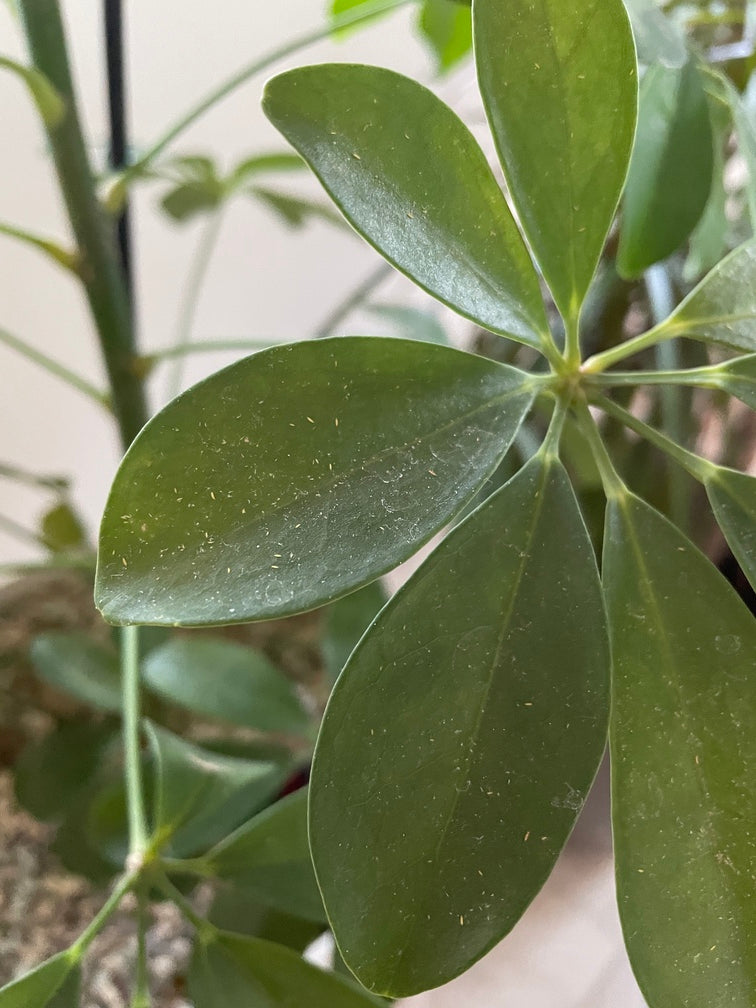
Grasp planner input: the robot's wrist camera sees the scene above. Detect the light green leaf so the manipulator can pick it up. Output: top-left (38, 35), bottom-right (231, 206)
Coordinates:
top-left (30, 632), bottom-right (122, 713)
top-left (250, 186), bottom-right (344, 230)
top-left (228, 152), bottom-right (304, 187)
top-left (310, 455), bottom-right (610, 996)
top-left (366, 303), bottom-right (447, 345)
top-left (475, 0), bottom-right (637, 323)
top-left (147, 722), bottom-right (286, 856)
top-left (618, 60), bottom-right (713, 278)
top-left (206, 789), bottom-right (325, 922)
top-left (419, 0), bottom-right (472, 72)
top-left (715, 354), bottom-right (756, 410)
top-left (660, 240), bottom-right (756, 352)
top-left (142, 637), bottom-right (310, 735)
top-left (705, 467), bottom-right (756, 592)
top-left (604, 494), bottom-right (756, 1008)
top-left (0, 55), bottom-right (64, 125)
top-left (622, 0), bottom-right (687, 69)
top-left (0, 952), bottom-right (77, 1008)
top-left (684, 88), bottom-right (731, 281)
top-left (263, 67), bottom-right (548, 347)
top-left (322, 580), bottom-right (388, 685)
top-left (189, 933), bottom-right (382, 1008)
top-left (40, 501), bottom-right (87, 553)
top-left (0, 221), bottom-right (76, 272)
top-left (161, 183), bottom-right (222, 222)
top-left (96, 338), bottom-right (535, 626)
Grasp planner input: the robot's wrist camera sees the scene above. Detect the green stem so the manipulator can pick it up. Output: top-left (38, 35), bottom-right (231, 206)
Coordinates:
top-left (582, 321), bottom-right (672, 374)
top-left (540, 397), bottom-right (569, 460)
top-left (166, 208), bottom-right (226, 401)
top-left (139, 337), bottom-right (285, 371)
top-left (131, 885), bottom-right (151, 1008)
top-left (573, 399), bottom-right (627, 500)
top-left (0, 511), bottom-right (49, 549)
top-left (19, 0), bottom-right (147, 449)
top-left (593, 394), bottom-right (716, 485)
top-left (153, 872), bottom-right (217, 942)
top-left (122, 625), bottom-right (148, 859)
top-left (564, 314), bottom-right (581, 370)
top-left (313, 261), bottom-right (393, 339)
top-left (70, 871), bottom-right (137, 955)
top-left (0, 220), bottom-right (77, 271)
top-left (111, 0), bottom-right (413, 204)
top-left (0, 461), bottom-right (68, 492)
top-left (160, 855), bottom-right (215, 879)
top-left (585, 364), bottom-right (728, 391)
top-left (0, 327), bottom-right (111, 408)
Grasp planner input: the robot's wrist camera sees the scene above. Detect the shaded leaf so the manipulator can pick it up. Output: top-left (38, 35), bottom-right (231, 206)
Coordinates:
top-left (623, 0), bottom-right (687, 69)
top-left (366, 303), bottom-right (447, 345)
top-left (618, 60), bottom-right (713, 278)
top-left (30, 632), bottom-right (122, 713)
top-left (684, 87), bottom-right (731, 281)
top-left (604, 494), bottom-right (756, 1008)
top-left (52, 794), bottom-right (120, 885)
top-left (96, 338), bottom-right (535, 626)
top-left (419, 0), bottom-right (472, 72)
top-left (207, 887), bottom-right (324, 949)
top-left (0, 952), bottom-right (77, 1008)
top-left (310, 454), bottom-right (610, 996)
top-left (251, 186), bottom-right (343, 229)
top-left (475, 0), bottom-right (637, 321)
top-left (142, 637), bottom-right (310, 735)
top-left (715, 354), bottom-right (756, 410)
top-left (322, 580), bottom-right (388, 685)
top-left (161, 182), bottom-right (222, 223)
top-left (705, 466), bottom-right (756, 592)
top-left (263, 67), bottom-right (548, 347)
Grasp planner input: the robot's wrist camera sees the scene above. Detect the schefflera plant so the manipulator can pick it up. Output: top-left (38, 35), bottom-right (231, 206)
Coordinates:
top-left (96, 0), bottom-right (756, 1003)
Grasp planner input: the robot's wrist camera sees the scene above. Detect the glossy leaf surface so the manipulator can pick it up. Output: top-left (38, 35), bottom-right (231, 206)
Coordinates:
top-left (618, 61), bottom-right (713, 278)
top-left (706, 467), bottom-right (756, 592)
top-left (475, 0), bottom-right (637, 321)
top-left (207, 788), bottom-right (325, 922)
top-left (96, 338), bottom-right (535, 626)
top-left (142, 637), bottom-right (309, 734)
top-left (604, 494), bottom-right (756, 1008)
top-left (662, 240), bottom-right (756, 352)
top-left (716, 354), bottom-right (756, 410)
top-left (310, 455), bottom-right (610, 996)
top-left (29, 632), bottom-right (122, 713)
top-left (263, 67), bottom-right (548, 346)
top-left (189, 933), bottom-right (382, 1008)
top-left (0, 952), bottom-right (76, 1008)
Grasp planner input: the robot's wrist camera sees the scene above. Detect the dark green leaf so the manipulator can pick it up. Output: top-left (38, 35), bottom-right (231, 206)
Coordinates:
top-left (0, 952), bottom-right (77, 1008)
top-left (622, 0), bottom-right (687, 69)
top-left (250, 186), bottom-right (343, 229)
top-left (40, 502), bottom-right (87, 553)
top-left (86, 777), bottom-right (133, 866)
top-left (706, 467), bottom-right (756, 592)
top-left (147, 722), bottom-right (285, 856)
top-left (310, 455), bottom-right (610, 996)
top-left (322, 580), bottom-right (388, 685)
top-left (52, 795), bottom-right (119, 885)
top-left (660, 240), bottom-right (756, 352)
top-left (366, 303), bottom-right (447, 345)
top-left (45, 968), bottom-right (80, 1008)
top-left (418, 0), bottom-right (472, 72)
top-left (715, 354), bottom-right (756, 410)
top-left (475, 0), bottom-right (637, 322)
top-left (207, 887), bottom-right (324, 949)
top-left (142, 637), bottom-right (310, 734)
top-left (618, 60), bottom-right (713, 278)
top-left (263, 68), bottom-right (548, 347)
top-left (96, 338), bottom-right (535, 626)
top-left (604, 494), bottom-right (756, 1008)
top-left (189, 933), bottom-right (382, 1008)
top-left (29, 632), bottom-right (122, 713)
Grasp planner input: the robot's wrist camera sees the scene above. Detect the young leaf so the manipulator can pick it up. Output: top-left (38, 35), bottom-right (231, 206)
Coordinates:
top-left (205, 789), bottom-right (326, 922)
top-left (705, 467), bottom-right (756, 591)
top-left (189, 933), bottom-right (383, 1008)
top-left (418, 0), bottom-right (472, 72)
top-left (0, 56), bottom-right (64, 125)
top-left (147, 722), bottom-right (286, 856)
top-left (604, 494), bottom-right (756, 1008)
top-left (475, 0), bottom-right (637, 323)
top-left (142, 637), bottom-right (310, 734)
top-left (659, 240), bottom-right (756, 352)
top-left (263, 67), bottom-right (548, 347)
top-left (716, 354), bottom-right (756, 410)
top-left (96, 338), bottom-right (535, 626)
top-left (310, 454), bottom-right (610, 996)
top-left (29, 632), bottom-right (122, 713)
top-left (0, 952), bottom-right (77, 1008)
top-left (322, 580), bottom-right (388, 685)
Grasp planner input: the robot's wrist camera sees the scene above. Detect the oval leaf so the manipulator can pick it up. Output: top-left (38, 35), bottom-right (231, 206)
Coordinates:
top-left (96, 338), bottom-right (535, 626)
top-left (0, 953), bottom-right (77, 1008)
top-left (705, 467), bottom-right (756, 592)
top-left (206, 788), bottom-right (326, 922)
top-left (142, 637), bottom-right (309, 735)
top-left (263, 68), bottom-right (548, 347)
top-left (310, 454), bottom-right (610, 996)
top-left (29, 632), bottom-right (122, 713)
top-left (604, 494), bottom-right (756, 1008)
top-left (618, 60), bottom-right (714, 278)
top-left (475, 0), bottom-right (637, 322)
top-left (660, 240), bottom-right (756, 352)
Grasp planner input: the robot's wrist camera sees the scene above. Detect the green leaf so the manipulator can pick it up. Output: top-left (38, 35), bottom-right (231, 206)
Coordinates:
top-left (250, 186), bottom-right (343, 230)
top-left (726, 77), bottom-right (756, 228)
top-left (475, 0), bottom-right (637, 323)
top-left (29, 632), bottom-right (122, 713)
top-left (40, 502), bottom-right (87, 553)
top-left (147, 722), bottom-right (285, 856)
top-left (228, 152), bottom-right (305, 187)
top-left (207, 888), bottom-right (324, 949)
top-left (0, 56), bottom-right (64, 125)
top-left (322, 580), bottom-right (388, 685)
top-left (659, 240), bottom-right (756, 352)
top-left (142, 637), bottom-right (310, 735)
top-left (263, 67), bottom-right (548, 347)
top-left (161, 182), bottom-right (222, 222)
top-left (705, 467), bottom-right (756, 592)
top-left (189, 933), bottom-right (382, 1008)
top-left (206, 789), bottom-right (326, 922)
top-left (604, 494), bottom-right (756, 1008)
top-left (715, 354), bottom-right (756, 410)
top-left (0, 221), bottom-right (77, 272)
top-left (618, 60), bottom-right (713, 278)
top-left (366, 303), bottom-right (447, 345)
top-left (418, 0), bottom-right (472, 72)
top-left (0, 952), bottom-right (77, 1008)
top-left (310, 454), bottom-right (610, 996)
top-left (52, 795), bottom-right (119, 885)
top-left (684, 88), bottom-right (731, 281)
top-left (96, 338), bottom-right (535, 626)
top-left (622, 0), bottom-right (687, 69)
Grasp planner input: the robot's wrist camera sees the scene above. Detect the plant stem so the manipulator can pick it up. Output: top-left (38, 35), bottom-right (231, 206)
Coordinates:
top-left (0, 327), bottom-right (111, 408)
top-left (0, 461), bottom-right (68, 492)
top-left (19, 0), bottom-right (147, 449)
top-left (153, 872), bottom-right (217, 942)
top-left (0, 511), bottom-right (49, 549)
top-left (0, 220), bottom-right (77, 271)
top-left (112, 0), bottom-right (412, 201)
top-left (573, 399), bottom-right (627, 500)
top-left (71, 871), bottom-right (137, 955)
top-left (314, 261), bottom-right (393, 339)
top-left (585, 364), bottom-right (728, 390)
top-left (540, 398), bottom-right (568, 460)
top-left (131, 885), bottom-right (151, 1008)
top-left (122, 625), bottom-right (148, 859)
top-left (581, 321), bottom-right (672, 373)
top-left (166, 208), bottom-right (226, 401)
top-left (140, 337), bottom-right (285, 369)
